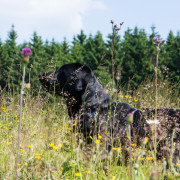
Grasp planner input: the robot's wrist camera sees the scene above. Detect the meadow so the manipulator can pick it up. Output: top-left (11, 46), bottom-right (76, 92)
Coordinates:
top-left (0, 77), bottom-right (179, 180)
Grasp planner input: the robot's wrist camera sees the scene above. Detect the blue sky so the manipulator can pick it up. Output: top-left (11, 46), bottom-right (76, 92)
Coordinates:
top-left (0, 0), bottom-right (180, 44)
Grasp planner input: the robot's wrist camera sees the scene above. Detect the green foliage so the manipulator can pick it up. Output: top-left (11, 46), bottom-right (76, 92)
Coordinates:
top-left (0, 25), bottom-right (180, 94)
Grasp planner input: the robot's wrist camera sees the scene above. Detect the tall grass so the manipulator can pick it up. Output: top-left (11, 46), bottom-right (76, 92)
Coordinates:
top-left (0, 78), bottom-right (179, 179)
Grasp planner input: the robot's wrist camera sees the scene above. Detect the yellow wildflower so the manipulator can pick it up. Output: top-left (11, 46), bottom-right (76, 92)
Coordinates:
top-left (129, 96), bottom-right (132, 99)
top-left (22, 117), bottom-right (24, 120)
top-left (25, 163), bottom-right (28, 166)
top-left (95, 140), bottom-right (101, 144)
top-left (35, 156), bottom-right (41, 159)
top-left (86, 171), bottom-right (91, 174)
top-left (75, 173), bottom-right (82, 177)
top-left (50, 143), bottom-right (55, 147)
top-left (98, 135), bottom-right (102, 139)
top-left (73, 122), bottom-right (77, 126)
top-left (125, 95), bottom-right (128, 98)
top-left (147, 157), bottom-right (153, 161)
top-left (134, 98), bottom-right (138, 102)
top-left (54, 136), bottom-right (58, 139)
top-left (131, 144), bottom-right (136, 147)
top-left (176, 163), bottom-right (180, 167)
top-left (7, 142), bottom-right (11, 145)
top-left (173, 142), bottom-right (176, 146)
top-left (27, 145), bottom-right (32, 148)
top-left (90, 136), bottom-right (93, 139)
top-left (144, 137), bottom-right (149, 144)
top-left (140, 158), bottom-right (144, 160)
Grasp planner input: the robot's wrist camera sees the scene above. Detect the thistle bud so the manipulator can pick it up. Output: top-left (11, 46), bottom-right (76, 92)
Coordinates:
top-left (21, 48), bottom-right (32, 64)
top-left (125, 112), bottom-right (134, 124)
top-left (25, 83), bottom-right (31, 89)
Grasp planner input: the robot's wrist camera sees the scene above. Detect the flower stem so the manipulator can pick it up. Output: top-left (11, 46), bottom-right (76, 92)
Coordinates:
top-left (16, 64), bottom-right (26, 180)
top-left (128, 124), bottom-right (133, 180)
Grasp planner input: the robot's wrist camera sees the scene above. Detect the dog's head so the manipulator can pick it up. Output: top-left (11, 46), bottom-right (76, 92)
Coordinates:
top-left (39, 63), bottom-right (110, 114)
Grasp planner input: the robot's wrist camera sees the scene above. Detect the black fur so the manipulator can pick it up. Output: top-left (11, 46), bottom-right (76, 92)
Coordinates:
top-left (39, 63), bottom-right (180, 161)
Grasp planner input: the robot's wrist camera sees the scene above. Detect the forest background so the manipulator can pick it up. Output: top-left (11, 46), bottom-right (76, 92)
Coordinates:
top-left (0, 25), bottom-right (179, 94)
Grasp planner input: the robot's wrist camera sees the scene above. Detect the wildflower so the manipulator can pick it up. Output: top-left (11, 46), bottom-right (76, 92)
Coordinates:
top-left (173, 142), bottom-right (176, 146)
top-left (131, 144), bottom-right (136, 147)
top-left (73, 122), bottom-right (77, 126)
top-left (129, 96), bottom-right (132, 99)
top-left (27, 145), bottom-right (32, 148)
top-left (146, 119), bottom-right (160, 125)
top-left (144, 137), bottom-right (149, 144)
top-left (49, 143), bottom-right (54, 147)
top-left (75, 172), bottom-right (82, 177)
top-left (125, 95), bottom-right (128, 98)
top-left (98, 135), bottom-right (102, 139)
top-left (21, 47), bottom-right (32, 64)
top-left (25, 83), bottom-right (31, 89)
top-left (54, 136), bottom-right (58, 139)
top-left (113, 147), bottom-right (121, 151)
top-left (6, 113), bottom-right (9, 116)
top-left (163, 157), bottom-right (166, 160)
top-left (140, 157), bottom-right (144, 161)
top-left (25, 163), bottom-right (28, 166)
top-left (153, 36), bottom-right (158, 41)
top-left (110, 20), bottom-right (114, 24)
top-left (18, 164), bottom-right (21, 166)
top-left (121, 95), bottom-right (124, 98)
top-left (147, 157), bottom-right (153, 161)
top-left (86, 171), bottom-right (91, 174)
top-left (134, 98), bottom-right (138, 102)
top-left (68, 128), bottom-right (71, 131)
top-left (22, 117), bottom-right (24, 120)
top-left (21, 47), bottom-right (32, 56)
top-left (53, 144), bottom-right (63, 150)
top-left (58, 129), bottom-right (61, 132)
top-left (35, 156), bottom-right (41, 159)
top-left (90, 136), bottom-right (93, 139)
top-left (176, 163), bottom-right (180, 167)
top-left (61, 167), bottom-right (64, 170)
top-left (95, 140), bottom-right (101, 144)
top-left (7, 142), bottom-right (11, 145)
top-left (125, 112), bottom-right (134, 124)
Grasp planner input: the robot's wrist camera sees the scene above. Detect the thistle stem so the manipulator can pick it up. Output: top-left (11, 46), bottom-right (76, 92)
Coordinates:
top-left (16, 64), bottom-right (26, 180)
top-left (128, 124), bottom-right (133, 180)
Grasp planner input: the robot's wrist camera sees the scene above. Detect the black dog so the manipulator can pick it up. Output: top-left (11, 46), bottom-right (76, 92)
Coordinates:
top-left (39, 63), bottom-right (180, 160)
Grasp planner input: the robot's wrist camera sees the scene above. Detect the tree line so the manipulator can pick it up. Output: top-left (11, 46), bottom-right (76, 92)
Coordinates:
top-left (0, 25), bottom-right (179, 94)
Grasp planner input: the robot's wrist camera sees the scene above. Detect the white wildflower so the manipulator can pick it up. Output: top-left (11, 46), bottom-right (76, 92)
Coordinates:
top-left (146, 119), bottom-right (160, 125)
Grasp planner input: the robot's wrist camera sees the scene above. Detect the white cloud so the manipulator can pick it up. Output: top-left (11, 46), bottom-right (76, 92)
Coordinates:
top-left (0, 0), bottom-right (106, 42)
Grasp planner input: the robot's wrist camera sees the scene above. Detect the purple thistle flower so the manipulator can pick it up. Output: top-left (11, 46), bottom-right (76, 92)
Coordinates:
top-left (110, 20), bottom-right (114, 24)
top-left (153, 36), bottom-right (158, 41)
top-left (21, 48), bottom-right (32, 56)
top-left (120, 22), bottom-right (124, 26)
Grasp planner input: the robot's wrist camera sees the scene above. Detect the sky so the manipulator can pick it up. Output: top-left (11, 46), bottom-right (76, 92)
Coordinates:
top-left (0, 0), bottom-right (180, 44)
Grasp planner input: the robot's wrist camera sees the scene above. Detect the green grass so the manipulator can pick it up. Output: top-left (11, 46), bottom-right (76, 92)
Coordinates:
top-left (0, 79), bottom-right (179, 179)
